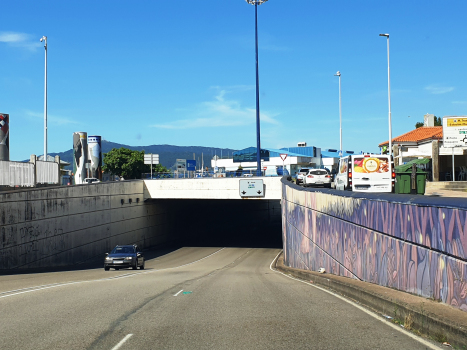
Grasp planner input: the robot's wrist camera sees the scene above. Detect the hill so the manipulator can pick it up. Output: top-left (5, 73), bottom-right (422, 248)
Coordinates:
top-left (44, 141), bottom-right (237, 170)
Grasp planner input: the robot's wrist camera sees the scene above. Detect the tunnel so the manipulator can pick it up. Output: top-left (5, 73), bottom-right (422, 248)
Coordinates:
top-left (156, 199), bottom-right (283, 249)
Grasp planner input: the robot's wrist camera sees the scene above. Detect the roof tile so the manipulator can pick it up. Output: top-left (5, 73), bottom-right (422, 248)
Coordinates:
top-left (379, 126), bottom-right (443, 147)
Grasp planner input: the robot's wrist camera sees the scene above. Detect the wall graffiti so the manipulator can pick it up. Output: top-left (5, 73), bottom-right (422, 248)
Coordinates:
top-left (0, 224), bottom-right (66, 269)
top-left (282, 181), bottom-right (467, 313)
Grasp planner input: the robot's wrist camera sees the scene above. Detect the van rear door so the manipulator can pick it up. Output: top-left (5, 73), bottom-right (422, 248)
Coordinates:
top-left (351, 155), bottom-right (392, 192)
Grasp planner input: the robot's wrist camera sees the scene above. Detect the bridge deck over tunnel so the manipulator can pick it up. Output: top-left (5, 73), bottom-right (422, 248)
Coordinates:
top-left (143, 177), bottom-right (282, 200)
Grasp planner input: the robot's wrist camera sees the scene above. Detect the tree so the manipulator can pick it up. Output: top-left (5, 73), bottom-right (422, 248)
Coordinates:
top-left (102, 148), bottom-right (167, 179)
top-left (415, 116), bottom-right (442, 128)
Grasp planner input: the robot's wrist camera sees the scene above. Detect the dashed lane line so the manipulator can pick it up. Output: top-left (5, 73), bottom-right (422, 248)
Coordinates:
top-left (110, 334), bottom-right (133, 350)
top-left (0, 248), bottom-right (225, 300)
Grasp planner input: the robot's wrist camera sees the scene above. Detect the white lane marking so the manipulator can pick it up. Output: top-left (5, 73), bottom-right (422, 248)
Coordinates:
top-left (0, 248), bottom-right (225, 300)
top-left (269, 251), bottom-right (442, 350)
top-left (111, 334), bottom-right (133, 350)
top-left (174, 289), bottom-right (183, 297)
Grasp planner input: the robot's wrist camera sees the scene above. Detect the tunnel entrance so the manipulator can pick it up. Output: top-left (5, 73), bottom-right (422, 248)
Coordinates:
top-left (159, 199), bottom-right (282, 249)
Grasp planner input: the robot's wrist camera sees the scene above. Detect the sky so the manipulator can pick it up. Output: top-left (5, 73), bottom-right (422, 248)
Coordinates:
top-left (1, 0), bottom-right (467, 161)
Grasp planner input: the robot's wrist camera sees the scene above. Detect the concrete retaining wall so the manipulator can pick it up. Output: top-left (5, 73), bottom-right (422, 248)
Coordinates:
top-left (0, 181), bottom-right (175, 270)
top-left (281, 178), bottom-right (467, 312)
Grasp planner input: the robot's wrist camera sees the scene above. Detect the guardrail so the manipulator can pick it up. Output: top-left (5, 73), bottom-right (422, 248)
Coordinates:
top-left (142, 170), bottom-right (290, 179)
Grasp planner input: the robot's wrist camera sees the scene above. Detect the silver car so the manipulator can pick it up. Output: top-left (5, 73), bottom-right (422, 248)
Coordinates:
top-left (303, 169), bottom-right (332, 187)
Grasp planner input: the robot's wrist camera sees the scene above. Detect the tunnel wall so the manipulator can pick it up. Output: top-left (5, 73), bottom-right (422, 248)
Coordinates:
top-left (281, 178), bottom-right (467, 312)
top-left (0, 181), bottom-right (176, 270)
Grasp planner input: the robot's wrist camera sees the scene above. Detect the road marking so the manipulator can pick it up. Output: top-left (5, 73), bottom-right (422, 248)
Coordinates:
top-left (0, 248), bottom-right (225, 300)
top-left (174, 289), bottom-right (183, 297)
top-left (269, 251), bottom-right (442, 350)
top-left (111, 334), bottom-right (133, 350)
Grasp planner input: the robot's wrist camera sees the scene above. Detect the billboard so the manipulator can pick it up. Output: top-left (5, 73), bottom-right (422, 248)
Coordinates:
top-left (88, 135), bottom-right (102, 180)
top-left (176, 159), bottom-right (186, 171)
top-left (443, 116), bottom-right (467, 148)
top-left (73, 132), bottom-right (88, 184)
top-left (0, 113), bottom-right (9, 161)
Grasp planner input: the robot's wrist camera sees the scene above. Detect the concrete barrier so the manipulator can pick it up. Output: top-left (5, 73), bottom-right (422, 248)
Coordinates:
top-left (0, 181), bottom-right (176, 271)
top-left (281, 178), bottom-right (467, 313)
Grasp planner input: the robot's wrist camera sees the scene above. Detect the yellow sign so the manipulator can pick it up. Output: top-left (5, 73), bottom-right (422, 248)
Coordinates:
top-left (447, 118), bottom-right (467, 127)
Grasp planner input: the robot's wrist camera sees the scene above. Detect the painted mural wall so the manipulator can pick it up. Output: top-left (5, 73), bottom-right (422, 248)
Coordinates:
top-left (281, 179), bottom-right (467, 312)
top-left (0, 113), bottom-right (9, 161)
top-left (88, 135), bottom-right (102, 180)
top-left (73, 131), bottom-right (87, 185)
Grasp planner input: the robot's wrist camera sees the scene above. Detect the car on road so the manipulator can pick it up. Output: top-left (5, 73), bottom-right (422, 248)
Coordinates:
top-left (104, 244), bottom-right (145, 271)
top-left (296, 168), bottom-right (310, 185)
top-left (303, 169), bottom-right (332, 188)
top-left (84, 177), bottom-right (100, 184)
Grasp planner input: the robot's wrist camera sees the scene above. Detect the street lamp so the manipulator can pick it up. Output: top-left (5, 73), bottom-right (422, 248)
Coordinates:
top-left (379, 33), bottom-right (392, 158)
top-left (40, 36), bottom-right (48, 161)
top-left (245, 0), bottom-right (268, 176)
top-left (334, 71), bottom-right (342, 157)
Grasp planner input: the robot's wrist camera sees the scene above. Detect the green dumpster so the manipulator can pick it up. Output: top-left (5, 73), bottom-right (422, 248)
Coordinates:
top-left (394, 159), bottom-right (429, 195)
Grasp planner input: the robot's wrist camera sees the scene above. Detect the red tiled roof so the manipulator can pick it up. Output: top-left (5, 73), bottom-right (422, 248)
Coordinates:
top-left (379, 126), bottom-right (443, 147)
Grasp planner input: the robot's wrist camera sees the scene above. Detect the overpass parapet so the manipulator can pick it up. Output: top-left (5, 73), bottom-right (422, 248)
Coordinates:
top-left (144, 177), bottom-right (282, 200)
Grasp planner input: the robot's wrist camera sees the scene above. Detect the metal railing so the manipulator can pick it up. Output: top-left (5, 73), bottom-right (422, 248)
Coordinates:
top-left (142, 169), bottom-right (290, 179)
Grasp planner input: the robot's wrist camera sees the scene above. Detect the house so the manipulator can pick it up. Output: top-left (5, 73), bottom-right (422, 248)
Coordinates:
top-left (379, 115), bottom-right (467, 181)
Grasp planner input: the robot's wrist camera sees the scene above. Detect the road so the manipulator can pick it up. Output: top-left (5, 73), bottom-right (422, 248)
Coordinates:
top-left (0, 247), bottom-right (439, 349)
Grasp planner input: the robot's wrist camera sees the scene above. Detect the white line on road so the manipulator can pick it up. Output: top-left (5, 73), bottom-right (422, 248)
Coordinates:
top-left (174, 289), bottom-right (183, 297)
top-left (269, 251), bottom-right (442, 350)
top-left (0, 248), bottom-right (225, 300)
top-left (111, 334), bottom-right (133, 350)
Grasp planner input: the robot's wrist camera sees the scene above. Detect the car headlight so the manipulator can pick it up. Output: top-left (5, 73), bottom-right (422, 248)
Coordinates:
top-left (125, 257), bottom-right (133, 260)
top-left (105, 257), bottom-right (112, 261)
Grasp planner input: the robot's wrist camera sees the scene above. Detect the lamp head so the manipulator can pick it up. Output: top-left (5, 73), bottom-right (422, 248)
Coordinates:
top-left (40, 36), bottom-right (47, 42)
top-left (245, 0), bottom-right (268, 4)
top-left (379, 33), bottom-right (389, 37)
top-left (334, 71), bottom-right (341, 77)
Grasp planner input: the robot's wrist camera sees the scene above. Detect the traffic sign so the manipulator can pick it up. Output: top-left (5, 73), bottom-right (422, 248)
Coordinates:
top-left (443, 116), bottom-right (467, 147)
top-left (187, 160), bottom-right (196, 171)
top-left (280, 153), bottom-right (287, 161)
top-left (144, 154), bottom-right (159, 165)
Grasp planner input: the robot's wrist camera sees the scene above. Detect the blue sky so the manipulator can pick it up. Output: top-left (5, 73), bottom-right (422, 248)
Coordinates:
top-left (1, 0), bottom-right (467, 161)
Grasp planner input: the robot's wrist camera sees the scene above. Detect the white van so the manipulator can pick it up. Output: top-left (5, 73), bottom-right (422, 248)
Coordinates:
top-left (335, 154), bottom-right (394, 192)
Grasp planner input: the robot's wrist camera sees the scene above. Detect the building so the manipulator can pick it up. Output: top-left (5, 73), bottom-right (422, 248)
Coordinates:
top-left (379, 115), bottom-right (467, 181)
top-left (211, 144), bottom-right (322, 176)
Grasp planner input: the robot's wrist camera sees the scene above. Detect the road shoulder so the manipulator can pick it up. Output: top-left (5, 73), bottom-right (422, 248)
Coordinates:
top-left (274, 252), bottom-right (467, 349)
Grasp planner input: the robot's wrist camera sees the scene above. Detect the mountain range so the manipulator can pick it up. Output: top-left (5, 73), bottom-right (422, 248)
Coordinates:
top-left (44, 141), bottom-right (237, 170)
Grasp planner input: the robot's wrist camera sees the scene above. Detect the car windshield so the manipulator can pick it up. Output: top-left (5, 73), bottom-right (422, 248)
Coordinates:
top-left (111, 246), bottom-right (135, 254)
top-left (299, 169), bottom-right (309, 174)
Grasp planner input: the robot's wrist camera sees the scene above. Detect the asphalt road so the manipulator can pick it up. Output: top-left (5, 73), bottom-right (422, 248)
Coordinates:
top-left (0, 247), bottom-right (439, 350)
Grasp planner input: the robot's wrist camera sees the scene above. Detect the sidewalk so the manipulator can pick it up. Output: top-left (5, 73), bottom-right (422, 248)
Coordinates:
top-left (425, 188), bottom-right (467, 198)
top-left (274, 253), bottom-right (467, 348)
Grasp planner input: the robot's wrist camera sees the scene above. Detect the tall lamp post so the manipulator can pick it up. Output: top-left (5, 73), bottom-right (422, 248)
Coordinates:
top-left (334, 71), bottom-right (342, 157)
top-left (246, 0), bottom-right (268, 176)
top-left (40, 36), bottom-right (48, 161)
top-left (379, 33), bottom-right (392, 158)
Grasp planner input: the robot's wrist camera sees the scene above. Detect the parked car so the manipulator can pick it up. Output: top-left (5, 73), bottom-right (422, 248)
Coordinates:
top-left (104, 244), bottom-right (145, 271)
top-left (296, 168), bottom-right (310, 185)
top-left (84, 177), bottom-right (100, 184)
top-left (303, 169), bottom-right (332, 187)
